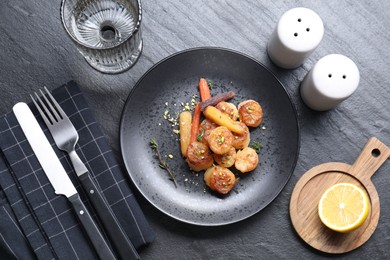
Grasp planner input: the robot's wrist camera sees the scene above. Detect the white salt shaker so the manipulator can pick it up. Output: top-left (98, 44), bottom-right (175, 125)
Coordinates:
top-left (300, 54), bottom-right (360, 111)
top-left (267, 7), bottom-right (324, 69)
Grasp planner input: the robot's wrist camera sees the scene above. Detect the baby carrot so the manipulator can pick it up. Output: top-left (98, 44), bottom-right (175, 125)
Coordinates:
top-left (203, 106), bottom-right (244, 134)
top-left (199, 91), bottom-right (235, 111)
top-left (199, 78), bottom-right (211, 102)
top-left (179, 111), bottom-right (192, 157)
top-left (190, 103), bottom-right (201, 144)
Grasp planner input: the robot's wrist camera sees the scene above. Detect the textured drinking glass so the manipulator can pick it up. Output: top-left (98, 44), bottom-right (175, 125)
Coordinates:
top-left (61, 0), bottom-right (142, 74)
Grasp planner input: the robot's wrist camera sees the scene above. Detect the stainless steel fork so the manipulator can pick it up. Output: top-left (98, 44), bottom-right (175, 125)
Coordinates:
top-left (32, 89), bottom-right (87, 175)
top-left (31, 87), bottom-right (140, 260)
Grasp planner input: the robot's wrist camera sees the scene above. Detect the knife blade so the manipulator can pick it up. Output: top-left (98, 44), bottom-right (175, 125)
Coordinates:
top-left (13, 102), bottom-right (115, 260)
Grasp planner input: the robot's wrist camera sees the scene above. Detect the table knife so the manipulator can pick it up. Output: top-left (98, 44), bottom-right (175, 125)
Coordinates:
top-left (13, 102), bottom-right (116, 260)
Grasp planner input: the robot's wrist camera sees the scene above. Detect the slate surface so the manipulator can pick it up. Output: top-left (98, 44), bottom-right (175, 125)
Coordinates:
top-left (0, 0), bottom-right (389, 259)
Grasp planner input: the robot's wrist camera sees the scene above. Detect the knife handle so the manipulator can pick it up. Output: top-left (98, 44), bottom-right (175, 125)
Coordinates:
top-left (68, 194), bottom-right (116, 260)
top-left (79, 172), bottom-right (140, 260)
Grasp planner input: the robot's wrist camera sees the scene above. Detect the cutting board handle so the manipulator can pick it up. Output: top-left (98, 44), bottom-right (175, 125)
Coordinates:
top-left (350, 137), bottom-right (390, 181)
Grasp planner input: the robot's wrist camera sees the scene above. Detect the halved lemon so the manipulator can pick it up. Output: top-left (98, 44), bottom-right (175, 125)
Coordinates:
top-left (318, 183), bottom-right (370, 233)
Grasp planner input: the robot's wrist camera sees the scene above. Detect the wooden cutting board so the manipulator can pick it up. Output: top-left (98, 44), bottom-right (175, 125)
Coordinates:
top-left (290, 137), bottom-right (390, 254)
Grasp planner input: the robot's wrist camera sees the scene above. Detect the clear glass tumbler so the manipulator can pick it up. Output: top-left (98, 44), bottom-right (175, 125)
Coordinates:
top-left (61, 0), bottom-right (142, 74)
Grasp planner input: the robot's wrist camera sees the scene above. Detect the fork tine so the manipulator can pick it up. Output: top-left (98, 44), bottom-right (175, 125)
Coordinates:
top-left (38, 88), bottom-right (62, 122)
top-left (31, 93), bottom-right (55, 127)
top-left (44, 87), bottom-right (68, 119)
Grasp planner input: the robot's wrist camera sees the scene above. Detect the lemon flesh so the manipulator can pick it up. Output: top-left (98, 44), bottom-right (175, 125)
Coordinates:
top-left (318, 183), bottom-right (370, 233)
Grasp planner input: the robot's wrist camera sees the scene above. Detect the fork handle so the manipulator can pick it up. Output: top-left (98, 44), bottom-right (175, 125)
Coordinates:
top-left (79, 172), bottom-right (140, 260)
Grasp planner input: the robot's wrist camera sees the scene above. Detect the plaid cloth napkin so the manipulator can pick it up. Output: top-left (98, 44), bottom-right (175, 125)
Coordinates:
top-left (0, 81), bottom-right (154, 259)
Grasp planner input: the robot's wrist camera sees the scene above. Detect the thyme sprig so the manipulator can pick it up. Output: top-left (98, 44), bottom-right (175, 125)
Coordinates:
top-left (149, 138), bottom-right (178, 188)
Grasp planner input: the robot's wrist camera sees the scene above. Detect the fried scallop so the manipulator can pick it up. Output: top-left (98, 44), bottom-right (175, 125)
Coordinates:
top-left (235, 147), bottom-right (259, 173)
top-left (208, 126), bottom-right (234, 155)
top-left (213, 146), bottom-right (236, 168)
top-left (197, 118), bottom-right (218, 145)
top-left (238, 100), bottom-right (263, 127)
top-left (186, 141), bottom-right (214, 172)
top-left (232, 122), bottom-right (250, 150)
top-left (215, 101), bottom-right (239, 121)
top-left (204, 166), bottom-right (238, 194)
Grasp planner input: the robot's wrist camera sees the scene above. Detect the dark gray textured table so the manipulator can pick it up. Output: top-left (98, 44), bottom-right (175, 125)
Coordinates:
top-left (1, 0), bottom-right (389, 259)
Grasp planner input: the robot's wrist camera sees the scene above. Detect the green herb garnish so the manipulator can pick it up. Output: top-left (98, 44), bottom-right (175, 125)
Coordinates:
top-left (207, 80), bottom-right (213, 88)
top-left (149, 138), bottom-right (177, 187)
top-left (196, 133), bottom-right (204, 142)
top-left (250, 141), bottom-right (262, 154)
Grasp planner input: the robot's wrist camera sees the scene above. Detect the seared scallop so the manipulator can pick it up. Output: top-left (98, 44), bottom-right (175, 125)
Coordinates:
top-left (186, 141), bottom-right (214, 172)
top-left (215, 101), bottom-right (239, 121)
top-left (208, 126), bottom-right (234, 155)
top-left (204, 166), bottom-right (237, 194)
top-left (235, 147), bottom-right (259, 173)
top-left (213, 147), bottom-right (236, 168)
top-left (238, 100), bottom-right (263, 127)
top-left (197, 118), bottom-right (218, 145)
top-left (232, 122), bottom-right (250, 150)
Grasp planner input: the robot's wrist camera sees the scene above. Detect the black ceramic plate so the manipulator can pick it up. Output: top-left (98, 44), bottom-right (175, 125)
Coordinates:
top-left (120, 47), bottom-right (300, 226)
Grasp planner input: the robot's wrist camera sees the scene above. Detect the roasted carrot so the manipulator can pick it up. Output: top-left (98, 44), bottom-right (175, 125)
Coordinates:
top-left (199, 78), bottom-right (211, 102)
top-left (203, 106), bottom-right (244, 134)
top-left (190, 103), bottom-right (201, 144)
top-left (199, 91), bottom-right (235, 111)
top-left (179, 111), bottom-right (192, 157)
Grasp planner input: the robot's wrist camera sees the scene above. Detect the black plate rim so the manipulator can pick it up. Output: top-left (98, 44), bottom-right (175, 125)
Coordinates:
top-left (119, 46), bottom-right (301, 226)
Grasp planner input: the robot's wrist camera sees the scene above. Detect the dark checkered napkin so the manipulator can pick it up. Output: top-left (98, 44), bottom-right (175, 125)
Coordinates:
top-left (0, 81), bottom-right (154, 259)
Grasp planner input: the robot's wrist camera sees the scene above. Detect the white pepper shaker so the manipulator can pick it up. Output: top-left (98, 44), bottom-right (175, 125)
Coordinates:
top-left (300, 54), bottom-right (360, 111)
top-left (267, 7), bottom-right (324, 69)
